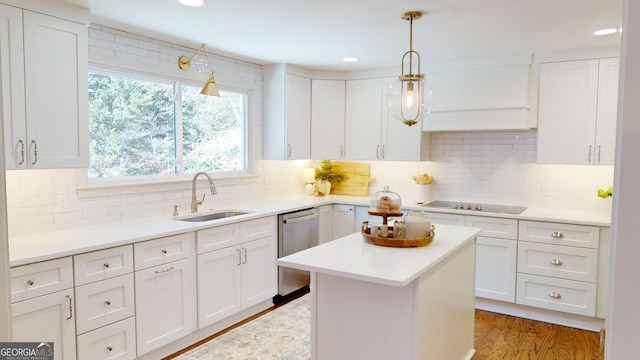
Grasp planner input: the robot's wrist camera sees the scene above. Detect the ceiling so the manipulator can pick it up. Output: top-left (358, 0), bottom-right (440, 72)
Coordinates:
top-left (63, 0), bottom-right (623, 71)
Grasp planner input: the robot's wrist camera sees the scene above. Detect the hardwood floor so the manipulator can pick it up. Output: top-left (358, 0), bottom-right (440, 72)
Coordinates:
top-left (473, 310), bottom-right (604, 360)
top-left (166, 293), bottom-right (605, 360)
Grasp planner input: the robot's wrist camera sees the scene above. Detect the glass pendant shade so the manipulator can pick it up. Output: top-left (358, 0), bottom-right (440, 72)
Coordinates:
top-left (388, 78), bottom-right (433, 126)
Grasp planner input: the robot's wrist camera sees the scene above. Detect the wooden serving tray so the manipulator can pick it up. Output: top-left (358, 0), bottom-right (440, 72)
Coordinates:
top-left (362, 227), bottom-right (434, 248)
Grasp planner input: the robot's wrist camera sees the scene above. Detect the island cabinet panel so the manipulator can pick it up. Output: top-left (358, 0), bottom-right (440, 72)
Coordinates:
top-left (276, 226), bottom-right (480, 359)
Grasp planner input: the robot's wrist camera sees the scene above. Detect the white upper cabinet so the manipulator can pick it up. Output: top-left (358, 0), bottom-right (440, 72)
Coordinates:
top-left (422, 55), bottom-right (534, 131)
top-left (345, 77), bottom-right (429, 161)
top-left (537, 58), bottom-right (619, 165)
top-left (263, 64), bottom-right (311, 160)
top-left (311, 79), bottom-right (345, 159)
top-left (2, 4), bottom-right (89, 169)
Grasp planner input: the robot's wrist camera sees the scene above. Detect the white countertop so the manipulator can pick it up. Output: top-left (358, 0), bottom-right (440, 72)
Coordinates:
top-left (8, 194), bottom-right (611, 267)
top-left (277, 224), bottom-right (480, 287)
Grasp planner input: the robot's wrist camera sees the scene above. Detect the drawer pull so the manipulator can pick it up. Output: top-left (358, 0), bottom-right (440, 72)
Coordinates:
top-left (105, 300), bottom-right (111, 306)
top-left (154, 266), bottom-right (174, 274)
top-left (161, 249), bottom-right (168, 254)
top-left (551, 232), bottom-right (564, 239)
top-left (103, 262), bottom-right (110, 268)
top-left (27, 279), bottom-right (34, 286)
top-left (107, 346), bottom-right (113, 352)
top-left (549, 259), bottom-right (563, 266)
top-left (548, 292), bottom-right (562, 299)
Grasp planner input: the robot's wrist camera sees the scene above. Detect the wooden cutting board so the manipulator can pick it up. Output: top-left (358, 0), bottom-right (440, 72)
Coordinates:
top-left (330, 162), bottom-right (375, 196)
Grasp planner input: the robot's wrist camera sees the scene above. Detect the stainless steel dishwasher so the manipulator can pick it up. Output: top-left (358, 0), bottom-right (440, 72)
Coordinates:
top-left (277, 207), bottom-right (319, 297)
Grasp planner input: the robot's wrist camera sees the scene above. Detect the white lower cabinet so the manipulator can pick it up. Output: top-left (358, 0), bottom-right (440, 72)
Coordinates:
top-left (197, 216), bottom-right (277, 329)
top-left (73, 245), bottom-right (136, 360)
top-left (516, 221), bottom-right (600, 317)
top-left (332, 204), bottom-right (355, 239)
top-left (10, 257), bottom-right (76, 360)
top-left (11, 289), bottom-right (77, 360)
top-left (74, 275), bottom-right (135, 335)
top-left (318, 205), bottom-right (333, 245)
top-left (516, 274), bottom-right (597, 317)
top-left (76, 317), bottom-right (136, 360)
top-left (475, 236), bottom-right (517, 302)
top-left (467, 216), bottom-right (519, 302)
top-left (134, 233), bottom-right (196, 356)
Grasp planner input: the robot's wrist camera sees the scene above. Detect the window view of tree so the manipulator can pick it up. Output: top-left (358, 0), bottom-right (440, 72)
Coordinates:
top-left (87, 71), bottom-right (246, 180)
top-left (181, 85), bottom-right (245, 173)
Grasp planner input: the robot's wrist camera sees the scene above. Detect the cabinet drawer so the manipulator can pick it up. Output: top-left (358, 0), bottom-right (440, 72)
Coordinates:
top-left (76, 317), bottom-right (136, 360)
top-left (75, 274), bottom-right (135, 334)
top-left (518, 221), bottom-right (599, 248)
top-left (11, 257), bottom-right (73, 303)
top-left (134, 232), bottom-right (194, 271)
top-left (197, 223), bottom-right (240, 254)
top-left (240, 216), bottom-right (275, 243)
top-left (466, 216), bottom-right (518, 239)
top-left (518, 242), bottom-right (598, 282)
top-left (74, 245), bottom-right (133, 286)
top-left (424, 212), bottom-right (465, 226)
top-left (516, 273), bottom-right (596, 317)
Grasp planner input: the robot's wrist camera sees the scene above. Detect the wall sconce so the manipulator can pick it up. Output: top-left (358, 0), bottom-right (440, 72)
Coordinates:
top-left (387, 11), bottom-right (433, 126)
top-left (178, 43), bottom-right (220, 96)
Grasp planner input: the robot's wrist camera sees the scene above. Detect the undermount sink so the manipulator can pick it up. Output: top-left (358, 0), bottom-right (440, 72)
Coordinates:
top-left (175, 210), bottom-right (252, 222)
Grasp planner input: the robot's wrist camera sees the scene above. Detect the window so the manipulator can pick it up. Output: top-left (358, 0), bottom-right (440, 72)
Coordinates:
top-left (87, 70), bottom-right (247, 182)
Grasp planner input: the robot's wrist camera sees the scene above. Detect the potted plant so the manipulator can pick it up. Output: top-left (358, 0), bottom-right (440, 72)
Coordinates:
top-left (314, 160), bottom-right (345, 196)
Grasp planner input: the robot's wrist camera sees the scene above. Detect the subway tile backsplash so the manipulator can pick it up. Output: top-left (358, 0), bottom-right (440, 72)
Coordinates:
top-left (4, 26), bottom-right (614, 237)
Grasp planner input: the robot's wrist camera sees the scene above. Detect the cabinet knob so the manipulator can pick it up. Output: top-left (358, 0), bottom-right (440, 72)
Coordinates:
top-left (161, 249), bottom-right (167, 254)
top-left (103, 262), bottom-right (110, 268)
top-left (549, 259), bottom-right (563, 266)
top-left (107, 346), bottom-right (113, 352)
top-left (105, 300), bottom-right (111, 306)
top-left (548, 292), bottom-right (562, 299)
top-left (550, 231), bottom-right (564, 239)
top-left (27, 279), bottom-right (34, 286)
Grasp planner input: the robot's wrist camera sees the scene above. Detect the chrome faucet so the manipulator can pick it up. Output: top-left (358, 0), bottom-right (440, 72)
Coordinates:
top-left (191, 172), bottom-right (217, 213)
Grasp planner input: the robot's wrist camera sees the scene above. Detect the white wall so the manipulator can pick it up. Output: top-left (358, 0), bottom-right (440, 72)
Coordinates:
top-left (5, 25), bottom-right (614, 237)
top-left (606, 0), bottom-right (640, 358)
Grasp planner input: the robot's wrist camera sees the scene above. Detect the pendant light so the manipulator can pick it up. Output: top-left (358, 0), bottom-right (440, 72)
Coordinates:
top-left (178, 44), bottom-right (220, 96)
top-left (387, 11), bottom-right (433, 126)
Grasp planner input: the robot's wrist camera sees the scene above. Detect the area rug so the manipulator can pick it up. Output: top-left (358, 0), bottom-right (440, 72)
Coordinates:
top-left (175, 294), bottom-right (310, 360)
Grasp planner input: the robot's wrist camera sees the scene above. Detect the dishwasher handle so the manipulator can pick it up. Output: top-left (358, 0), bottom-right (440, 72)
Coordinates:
top-left (283, 212), bottom-right (318, 224)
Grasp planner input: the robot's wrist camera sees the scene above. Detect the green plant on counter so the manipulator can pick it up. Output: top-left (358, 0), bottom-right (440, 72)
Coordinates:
top-left (597, 186), bottom-right (613, 198)
top-left (315, 160), bottom-right (346, 186)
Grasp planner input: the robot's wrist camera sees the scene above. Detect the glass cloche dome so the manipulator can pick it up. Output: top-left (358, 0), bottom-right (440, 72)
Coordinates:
top-left (369, 185), bottom-right (402, 214)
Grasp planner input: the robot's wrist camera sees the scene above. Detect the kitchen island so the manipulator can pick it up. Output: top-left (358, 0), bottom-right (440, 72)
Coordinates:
top-left (277, 224), bottom-right (482, 360)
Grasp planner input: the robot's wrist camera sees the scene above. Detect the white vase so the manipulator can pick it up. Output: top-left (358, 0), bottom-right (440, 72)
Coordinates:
top-left (314, 180), bottom-right (331, 196)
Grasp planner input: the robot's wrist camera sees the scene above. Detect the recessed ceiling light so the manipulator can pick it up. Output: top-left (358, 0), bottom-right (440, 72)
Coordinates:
top-left (343, 57), bottom-right (359, 63)
top-left (593, 28), bottom-right (618, 36)
top-left (179, 0), bottom-right (206, 7)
